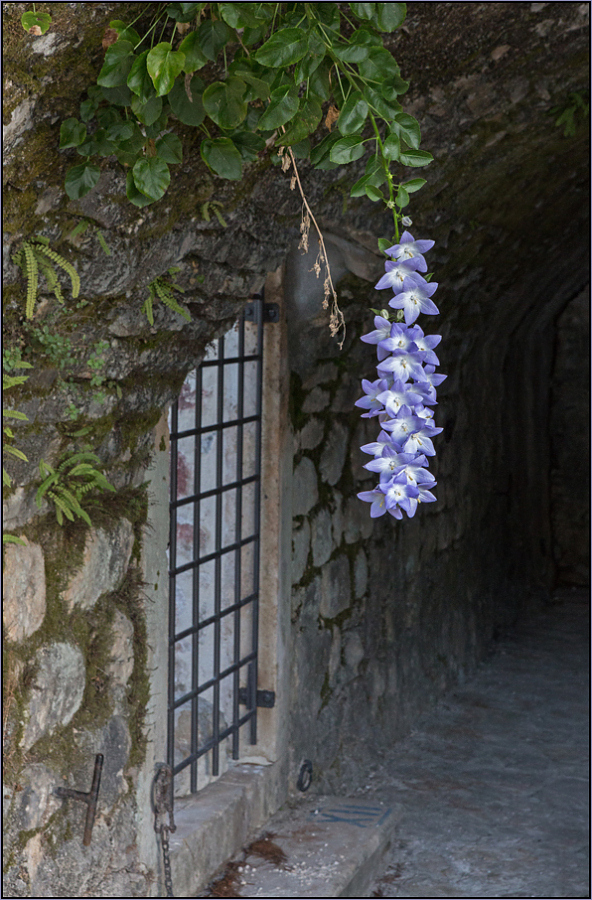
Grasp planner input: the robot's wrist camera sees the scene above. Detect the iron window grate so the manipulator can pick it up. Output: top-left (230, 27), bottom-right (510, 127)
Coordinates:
top-left (167, 297), bottom-right (264, 793)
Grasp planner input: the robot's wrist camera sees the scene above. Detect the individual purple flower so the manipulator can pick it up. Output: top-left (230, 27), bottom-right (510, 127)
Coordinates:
top-left (354, 377), bottom-right (389, 417)
top-left (420, 364), bottom-right (447, 389)
top-left (364, 446), bottom-right (417, 482)
top-left (379, 474), bottom-right (419, 518)
top-left (417, 483), bottom-right (438, 504)
top-left (376, 381), bottom-right (425, 417)
top-left (385, 231), bottom-right (435, 270)
top-left (407, 326), bottom-right (442, 366)
top-left (402, 421), bottom-right (443, 457)
top-left (360, 430), bottom-right (397, 457)
top-left (388, 276), bottom-right (439, 325)
top-left (378, 322), bottom-right (417, 357)
top-left (360, 316), bottom-right (393, 350)
top-left (375, 257), bottom-right (426, 295)
top-left (357, 487), bottom-right (388, 517)
top-left (381, 405), bottom-right (424, 444)
top-left (377, 349), bottom-right (426, 383)
top-left (393, 453), bottom-right (436, 485)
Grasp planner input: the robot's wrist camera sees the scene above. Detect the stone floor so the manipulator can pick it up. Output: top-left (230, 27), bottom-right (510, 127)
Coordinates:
top-left (353, 588), bottom-right (591, 899)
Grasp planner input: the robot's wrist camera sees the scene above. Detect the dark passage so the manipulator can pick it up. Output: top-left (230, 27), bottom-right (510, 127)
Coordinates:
top-left (363, 590), bottom-right (590, 898)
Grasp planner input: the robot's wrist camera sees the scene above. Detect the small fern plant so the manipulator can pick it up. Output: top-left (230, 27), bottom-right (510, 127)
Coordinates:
top-left (67, 219), bottom-right (111, 256)
top-left (142, 268), bottom-right (190, 326)
top-left (12, 236), bottom-right (80, 318)
top-left (2, 360), bottom-right (32, 489)
top-left (36, 452), bottom-right (116, 526)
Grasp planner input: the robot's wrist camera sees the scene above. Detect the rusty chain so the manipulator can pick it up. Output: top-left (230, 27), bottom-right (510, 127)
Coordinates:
top-left (153, 764), bottom-right (176, 899)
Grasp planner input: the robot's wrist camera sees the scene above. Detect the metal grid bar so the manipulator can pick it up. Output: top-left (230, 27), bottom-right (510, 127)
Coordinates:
top-left (167, 297), bottom-right (264, 791)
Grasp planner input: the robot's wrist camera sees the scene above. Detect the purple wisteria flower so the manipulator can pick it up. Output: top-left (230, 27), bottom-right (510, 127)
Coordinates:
top-left (357, 230), bottom-right (445, 520)
top-left (388, 275), bottom-right (439, 325)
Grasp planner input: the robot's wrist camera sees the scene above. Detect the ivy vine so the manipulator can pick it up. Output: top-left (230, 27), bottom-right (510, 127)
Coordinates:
top-left (58, 1), bottom-right (432, 242)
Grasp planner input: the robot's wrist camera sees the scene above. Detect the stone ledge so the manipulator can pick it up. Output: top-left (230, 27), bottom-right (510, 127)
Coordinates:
top-left (167, 761), bottom-right (286, 897)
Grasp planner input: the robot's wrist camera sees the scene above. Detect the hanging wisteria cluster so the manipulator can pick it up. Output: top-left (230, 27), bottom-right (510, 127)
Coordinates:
top-left (356, 230), bottom-right (446, 520)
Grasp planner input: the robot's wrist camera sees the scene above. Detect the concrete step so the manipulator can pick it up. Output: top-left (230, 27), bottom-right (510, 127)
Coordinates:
top-left (201, 794), bottom-right (402, 898)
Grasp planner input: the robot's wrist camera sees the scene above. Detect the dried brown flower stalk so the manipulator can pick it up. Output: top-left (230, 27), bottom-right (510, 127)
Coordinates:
top-left (279, 145), bottom-right (346, 348)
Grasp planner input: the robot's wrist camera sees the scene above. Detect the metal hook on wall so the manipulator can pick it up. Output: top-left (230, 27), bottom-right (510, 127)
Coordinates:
top-left (54, 753), bottom-right (103, 846)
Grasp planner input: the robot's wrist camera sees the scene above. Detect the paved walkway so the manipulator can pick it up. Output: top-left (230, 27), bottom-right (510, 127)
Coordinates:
top-left (359, 589), bottom-right (590, 899)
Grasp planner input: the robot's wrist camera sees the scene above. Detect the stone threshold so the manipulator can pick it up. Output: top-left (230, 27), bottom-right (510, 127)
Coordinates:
top-left (199, 794), bottom-right (403, 898)
top-left (166, 761), bottom-right (286, 898)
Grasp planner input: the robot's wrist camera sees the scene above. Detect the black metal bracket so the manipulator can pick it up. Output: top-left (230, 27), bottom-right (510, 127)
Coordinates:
top-left (244, 301), bottom-right (280, 323)
top-left (238, 688), bottom-right (276, 708)
top-left (54, 753), bottom-right (103, 846)
top-left (297, 759), bottom-right (313, 792)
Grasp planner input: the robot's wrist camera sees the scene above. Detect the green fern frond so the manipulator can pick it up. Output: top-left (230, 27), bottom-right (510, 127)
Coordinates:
top-left (34, 243), bottom-right (80, 299)
top-left (24, 243), bottom-right (38, 319)
top-left (3, 534), bottom-right (26, 546)
top-left (95, 230), bottom-right (111, 256)
top-left (3, 445), bottom-right (28, 462)
top-left (153, 280), bottom-right (190, 321)
top-left (3, 374), bottom-right (30, 390)
top-left (3, 467), bottom-right (12, 487)
top-left (142, 294), bottom-right (154, 325)
top-left (37, 256), bottom-right (64, 303)
top-left (68, 220), bottom-right (90, 241)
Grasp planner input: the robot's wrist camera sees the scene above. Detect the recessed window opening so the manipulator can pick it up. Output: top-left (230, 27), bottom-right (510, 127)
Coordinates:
top-left (167, 299), bottom-right (265, 796)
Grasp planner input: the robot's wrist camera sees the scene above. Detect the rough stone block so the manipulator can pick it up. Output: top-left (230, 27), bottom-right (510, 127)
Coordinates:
top-left (15, 764), bottom-right (61, 831)
top-left (354, 549), bottom-right (369, 599)
top-left (22, 643), bottom-right (86, 751)
top-left (296, 416), bottom-right (325, 451)
top-left (3, 538), bottom-right (46, 642)
top-left (331, 489), bottom-right (344, 550)
top-left (320, 554), bottom-right (351, 619)
top-left (292, 457), bottom-right (318, 517)
top-left (311, 507), bottom-right (333, 568)
top-left (105, 609), bottom-right (135, 687)
top-left (302, 386), bottom-right (330, 414)
top-left (344, 630), bottom-right (365, 675)
top-left (62, 519), bottom-right (135, 610)
top-left (291, 518), bottom-right (311, 585)
top-left (302, 362), bottom-right (338, 390)
top-left (320, 422), bottom-right (349, 486)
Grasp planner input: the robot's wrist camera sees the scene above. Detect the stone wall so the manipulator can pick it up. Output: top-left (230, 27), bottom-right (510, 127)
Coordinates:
top-left (550, 286), bottom-right (590, 585)
top-left (2, 1), bottom-right (589, 896)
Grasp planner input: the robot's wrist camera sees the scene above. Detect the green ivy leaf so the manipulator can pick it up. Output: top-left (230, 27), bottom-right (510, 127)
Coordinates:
top-left (390, 111), bottom-right (421, 148)
top-left (228, 64), bottom-right (271, 101)
top-left (374, 2), bottom-right (406, 31)
top-left (377, 238), bottom-right (392, 255)
top-left (230, 131), bottom-right (265, 162)
top-left (330, 135), bottom-right (367, 164)
top-left (316, 3), bottom-right (340, 30)
top-left (178, 31), bottom-right (208, 73)
top-left (310, 131), bottom-right (342, 166)
top-left (279, 98), bottom-right (323, 145)
top-left (348, 3), bottom-right (376, 21)
top-left (133, 157), bottom-right (171, 200)
top-left (106, 120), bottom-right (136, 142)
top-left (395, 185), bottom-right (410, 207)
top-left (127, 50), bottom-right (156, 103)
top-left (109, 20), bottom-right (141, 45)
top-left (368, 88), bottom-right (402, 122)
top-left (291, 138), bottom-right (311, 159)
top-left (21, 11), bottom-right (51, 33)
top-left (131, 94), bottom-right (164, 127)
top-left (359, 47), bottom-right (400, 82)
top-left (243, 24), bottom-right (267, 46)
top-left (338, 91), bottom-right (368, 135)
top-left (399, 148), bottom-right (434, 167)
top-left (203, 78), bottom-right (248, 129)
top-left (97, 40), bottom-right (136, 88)
top-left (257, 84), bottom-right (299, 130)
top-left (169, 75), bottom-right (205, 126)
top-left (200, 137), bottom-right (243, 180)
top-left (96, 106), bottom-right (122, 129)
top-left (147, 43), bottom-right (186, 96)
top-left (100, 84), bottom-right (133, 107)
top-left (166, 2), bottom-right (206, 22)
top-left (350, 155), bottom-right (386, 195)
top-left (80, 99), bottom-right (98, 123)
top-left (126, 170), bottom-right (154, 207)
top-left (401, 177), bottom-right (427, 194)
top-left (383, 133), bottom-right (401, 161)
top-left (155, 133), bottom-right (183, 164)
top-left (77, 128), bottom-right (117, 158)
top-left (197, 20), bottom-right (233, 62)
top-left (308, 59), bottom-right (332, 102)
top-left (365, 184), bottom-right (384, 201)
top-left (332, 41), bottom-right (370, 64)
top-left (294, 29), bottom-right (326, 83)
top-left (145, 110), bottom-right (169, 139)
top-left (65, 163), bottom-right (101, 200)
top-left (60, 118), bottom-right (87, 149)
top-left (218, 2), bottom-right (265, 28)
top-left (254, 27), bottom-right (308, 67)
